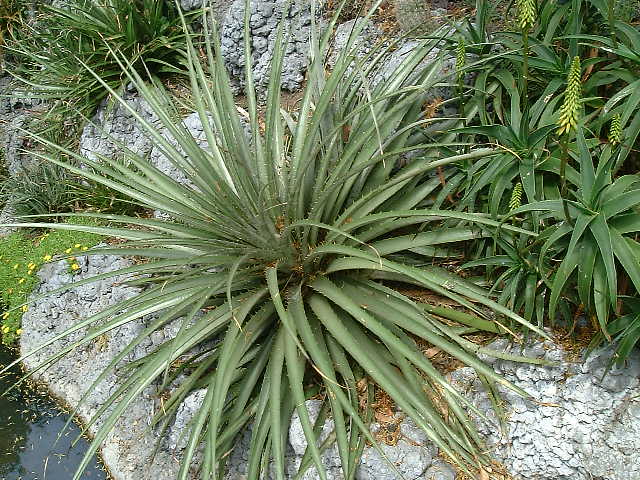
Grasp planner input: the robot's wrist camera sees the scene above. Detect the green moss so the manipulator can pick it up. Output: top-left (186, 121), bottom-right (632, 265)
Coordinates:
top-left (0, 218), bottom-right (102, 344)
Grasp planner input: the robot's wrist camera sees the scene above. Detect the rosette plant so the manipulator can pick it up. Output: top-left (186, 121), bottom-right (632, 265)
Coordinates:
top-left (5, 1), bottom-right (547, 478)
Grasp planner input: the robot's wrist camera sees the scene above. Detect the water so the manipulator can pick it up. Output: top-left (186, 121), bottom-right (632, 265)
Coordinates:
top-left (0, 346), bottom-right (108, 480)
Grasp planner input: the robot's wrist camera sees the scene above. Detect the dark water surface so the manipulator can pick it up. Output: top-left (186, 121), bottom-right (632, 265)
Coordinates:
top-left (0, 346), bottom-right (108, 480)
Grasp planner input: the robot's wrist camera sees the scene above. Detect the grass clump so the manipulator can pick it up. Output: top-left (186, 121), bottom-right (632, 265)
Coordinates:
top-left (0, 218), bottom-right (101, 345)
top-left (0, 0), bottom-right (25, 68)
top-left (1, 161), bottom-right (148, 220)
top-left (7, 0), bottom-right (189, 134)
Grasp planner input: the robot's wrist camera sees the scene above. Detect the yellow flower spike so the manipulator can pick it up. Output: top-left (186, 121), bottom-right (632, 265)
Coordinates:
top-left (509, 183), bottom-right (524, 211)
top-left (16, 329), bottom-right (22, 335)
top-left (18, 278), bottom-right (25, 284)
top-left (82, 247), bottom-right (88, 251)
top-left (21, 305), bottom-right (28, 313)
top-left (557, 56), bottom-right (582, 135)
top-left (71, 263), bottom-right (80, 271)
top-left (65, 248), bottom-right (72, 254)
top-left (74, 244), bottom-right (81, 248)
top-left (609, 113), bottom-right (622, 147)
top-left (2, 326), bottom-right (9, 334)
top-left (517, 0), bottom-right (537, 31)
top-left (28, 262), bottom-right (36, 269)
top-left (2, 312), bottom-right (9, 320)
top-left (43, 254), bottom-right (53, 261)
top-left (455, 38), bottom-right (465, 83)
top-left (28, 270), bottom-right (34, 276)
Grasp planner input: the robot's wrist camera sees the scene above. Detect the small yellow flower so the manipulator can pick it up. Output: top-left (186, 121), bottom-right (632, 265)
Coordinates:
top-left (2, 312), bottom-right (9, 320)
top-left (27, 262), bottom-right (36, 269)
top-left (71, 263), bottom-right (80, 271)
top-left (27, 269), bottom-right (34, 276)
top-left (21, 305), bottom-right (28, 313)
top-left (82, 247), bottom-right (88, 251)
top-left (16, 329), bottom-right (22, 335)
top-left (18, 278), bottom-right (25, 284)
top-left (65, 248), bottom-right (72, 254)
top-left (74, 244), bottom-right (81, 248)
top-left (43, 254), bottom-right (53, 261)
top-left (2, 326), bottom-right (9, 334)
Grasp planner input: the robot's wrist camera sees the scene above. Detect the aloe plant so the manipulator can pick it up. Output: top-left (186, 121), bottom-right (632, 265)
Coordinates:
top-left (511, 128), bottom-right (640, 336)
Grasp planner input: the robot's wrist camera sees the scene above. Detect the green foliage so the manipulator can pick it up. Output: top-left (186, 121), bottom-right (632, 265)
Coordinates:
top-left (0, 218), bottom-right (101, 344)
top-left (449, 0), bottom-right (640, 360)
top-left (0, 0), bottom-right (25, 66)
top-left (511, 131), bottom-right (640, 339)
top-left (589, 296), bottom-right (640, 369)
top-left (6, 3), bottom-right (551, 479)
top-left (4, 0), bottom-right (640, 475)
top-left (8, 0), bottom-right (189, 119)
top-left (0, 161), bottom-right (147, 219)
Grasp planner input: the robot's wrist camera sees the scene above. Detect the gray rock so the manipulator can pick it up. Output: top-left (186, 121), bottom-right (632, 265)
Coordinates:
top-left (79, 93), bottom-right (158, 163)
top-left (327, 18), bottom-right (382, 69)
top-left (180, 0), bottom-right (204, 11)
top-left (424, 459), bottom-right (457, 480)
top-left (450, 339), bottom-right (640, 480)
top-left (219, 0), bottom-right (324, 93)
top-left (358, 417), bottom-right (436, 480)
top-left (148, 111), bottom-right (212, 192)
top-left (0, 76), bottom-right (49, 237)
top-left (168, 389), bottom-right (207, 451)
top-left (287, 402), bottom-right (437, 480)
top-left (328, 18), bottom-right (457, 121)
top-left (394, 1), bottom-right (449, 35)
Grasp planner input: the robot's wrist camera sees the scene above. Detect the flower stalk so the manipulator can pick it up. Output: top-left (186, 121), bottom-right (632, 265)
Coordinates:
top-left (558, 56), bottom-right (582, 227)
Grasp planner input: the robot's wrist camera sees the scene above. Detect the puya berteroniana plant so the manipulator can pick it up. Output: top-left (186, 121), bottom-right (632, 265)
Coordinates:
top-left (3, 1), bottom-right (550, 478)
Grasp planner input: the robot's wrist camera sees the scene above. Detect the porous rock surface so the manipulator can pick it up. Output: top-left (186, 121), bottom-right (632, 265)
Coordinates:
top-left (329, 18), bottom-right (458, 121)
top-left (451, 338), bottom-right (640, 480)
top-left (171, 395), bottom-right (445, 480)
top-left (79, 92), bottom-right (158, 163)
top-left (0, 75), bottom-right (47, 236)
top-left (220, 0), bottom-right (324, 93)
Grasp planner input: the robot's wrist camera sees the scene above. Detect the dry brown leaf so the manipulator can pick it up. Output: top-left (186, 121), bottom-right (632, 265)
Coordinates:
top-left (423, 347), bottom-right (441, 359)
top-left (374, 410), bottom-right (395, 424)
